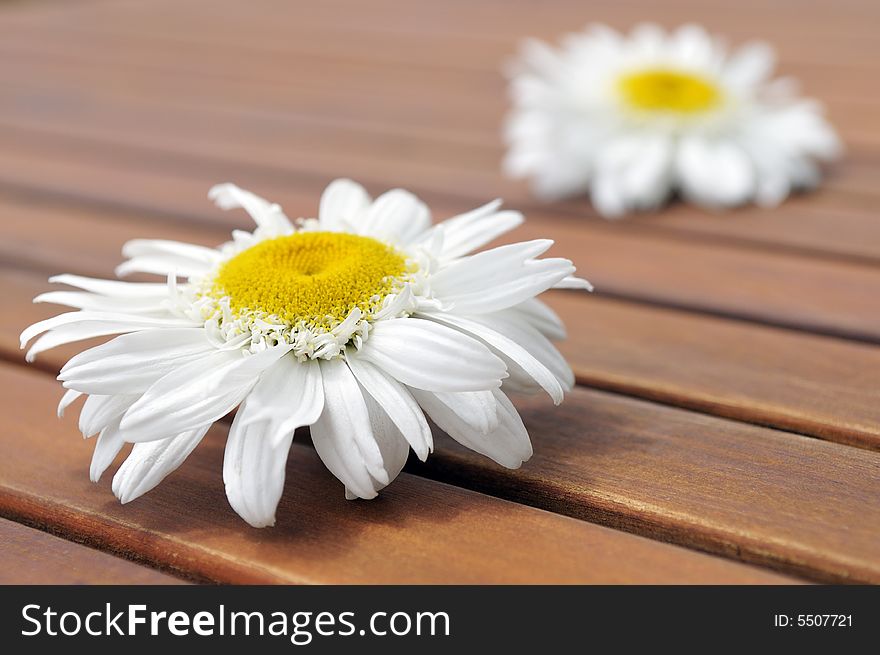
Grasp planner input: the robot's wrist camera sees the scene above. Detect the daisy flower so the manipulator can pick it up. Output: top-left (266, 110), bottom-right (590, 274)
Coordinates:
top-left (21, 180), bottom-right (590, 527)
top-left (503, 23), bottom-right (842, 217)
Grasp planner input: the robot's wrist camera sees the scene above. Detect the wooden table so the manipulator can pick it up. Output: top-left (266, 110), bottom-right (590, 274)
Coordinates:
top-left (0, 0), bottom-right (877, 584)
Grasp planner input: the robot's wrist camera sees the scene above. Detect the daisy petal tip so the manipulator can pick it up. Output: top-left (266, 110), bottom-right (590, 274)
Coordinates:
top-left (242, 515), bottom-right (275, 529)
top-left (207, 182), bottom-right (236, 203)
top-left (371, 466), bottom-right (391, 487)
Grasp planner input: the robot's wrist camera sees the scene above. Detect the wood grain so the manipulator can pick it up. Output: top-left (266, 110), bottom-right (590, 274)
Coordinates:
top-left (0, 517), bottom-right (185, 584)
top-left (0, 54), bottom-right (877, 218)
top-left (3, 0), bottom-right (880, 82)
top-left (0, 137), bottom-right (879, 343)
top-left (0, 2), bottom-right (877, 263)
top-left (4, 264), bottom-right (879, 581)
top-left (0, 78), bottom-right (878, 260)
top-left (3, 192), bottom-right (880, 450)
top-left (413, 388), bottom-right (880, 583)
top-left (0, 0), bottom-right (877, 586)
top-left (0, 362), bottom-right (794, 584)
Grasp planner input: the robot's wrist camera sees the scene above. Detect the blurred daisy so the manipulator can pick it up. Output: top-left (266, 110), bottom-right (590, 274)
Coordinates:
top-left (504, 23), bottom-right (841, 217)
top-left (21, 180), bottom-right (589, 527)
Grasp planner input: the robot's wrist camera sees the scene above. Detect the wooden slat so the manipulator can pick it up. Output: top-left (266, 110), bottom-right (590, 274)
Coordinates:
top-left (3, 195), bottom-right (880, 450)
top-left (0, 44), bottom-right (877, 196)
top-left (2, 0), bottom-right (879, 74)
top-left (0, 20), bottom-right (877, 117)
top-left (3, 265), bottom-right (879, 581)
top-left (0, 362), bottom-right (793, 584)
top-left (0, 0), bottom-right (877, 587)
top-left (414, 388), bottom-right (880, 583)
top-left (0, 67), bottom-right (878, 207)
top-left (0, 70), bottom-right (878, 218)
top-left (0, 517), bottom-right (186, 584)
top-left (0, 30), bottom-right (873, 159)
top-left (0, 18), bottom-right (876, 272)
top-left (546, 293), bottom-right (880, 450)
top-left (0, 137), bottom-right (879, 343)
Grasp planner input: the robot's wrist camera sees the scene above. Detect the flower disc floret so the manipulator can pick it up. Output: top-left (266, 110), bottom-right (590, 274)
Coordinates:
top-left (618, 68), bottom-right (721, 114)
top-left (212, 231), bottom-right (409, 330)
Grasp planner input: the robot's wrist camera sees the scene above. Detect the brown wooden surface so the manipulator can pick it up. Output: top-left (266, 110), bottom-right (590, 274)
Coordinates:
top-left (0, 130), bottom-right (879, 342)
top-left (3, 266), bottom-right (878, 581)
top-left (0, 0), bottom-right (878, 584)
top-left (0, 517), bottom-right (186, 585)
top-left (4, 197), bottom-right (880, 452)
top-left (0, 363), bottom-right (794, 584)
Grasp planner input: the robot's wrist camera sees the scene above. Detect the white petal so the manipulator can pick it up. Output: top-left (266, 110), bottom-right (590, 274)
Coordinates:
top-left (237, 356), bottom-right (324, 446)
top-left (468, 313), bottom-right (575, 391)
top-left (57, 389), bottom-right (83, 417)
top-left (430, 240), bottom-right (574, 314)
top-left (373, 285), bottom-right (415, 321)
top-left (319, 178), bottom-right (371, 231)
top-left (553, 275), bottom-right (593, 290)
top-left (592, 173), bottom-right (628, 218)
top-left (21, 312), bottom-right (198, 362)
top-left (310, 359), bottom-right (386, 499)
top-left (362, 394), bottom-right (410, 492)
top-left (90, 418), bottom-right (128, 483)
top-left (359, 188), bottom-right (431, 244)
top-left (111, 426), bottom-right (211, 503)
top-left (119, 345), bottom-right (292, 441)
top-left (530, 158), bottom-right (592, 202)
top-left (347, 352), bottom-right (432, 460)
top-left (676, 137), bottom-right (756, 207)
top-left (79, 393), bottom-right (139, 437)
top-left (723, 41), bottom-right (775, 89)
top-left (220, 358), bottom-right (323, 527)
top-left (433, 200), bottom-right (525, 260)
top-left (627, 22), bottom-right (665, 55)
top-left (59, 328), bottom-right (214, 395)
top-left (678, 25), bottom-right (717, 62)
top-left (34, 291), bottom-right (168, 313)
top-left (122, 239), bottom-right (221, 266)
top-left (21, 311), bottom-right (196, 348)
top-left (48, 274), bottom-right (167, 298)
top-left (358, 318), bottom-right (507, 392)
top-left (424, 313), bottom-right (565, 404)
top-left (419, 388), bottom-right (532, 469)
top-left (410, 388), bottom-right (499, 435)
top-left (209, 183), bottom-right (293, 233)
top-left (592, 135), bottom-right (673, 217)
top-left (115, 254), bottom-right (210, 279)
top-left (505, 298), bottom-right (566, 341)
top-left (223, 408), bottom-right (296, 528)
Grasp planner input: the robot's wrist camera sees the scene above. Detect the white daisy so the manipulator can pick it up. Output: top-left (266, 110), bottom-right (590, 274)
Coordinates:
top-left (503, 23), bottom-right (842, 217)
top-left (21, 180), bottom-right (590, 527)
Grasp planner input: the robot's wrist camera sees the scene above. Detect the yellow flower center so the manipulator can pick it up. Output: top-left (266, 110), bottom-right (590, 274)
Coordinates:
top-left (618, 68), bottom-right (721, 114)
top-left (212, 232), bottom-right (409, 329)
